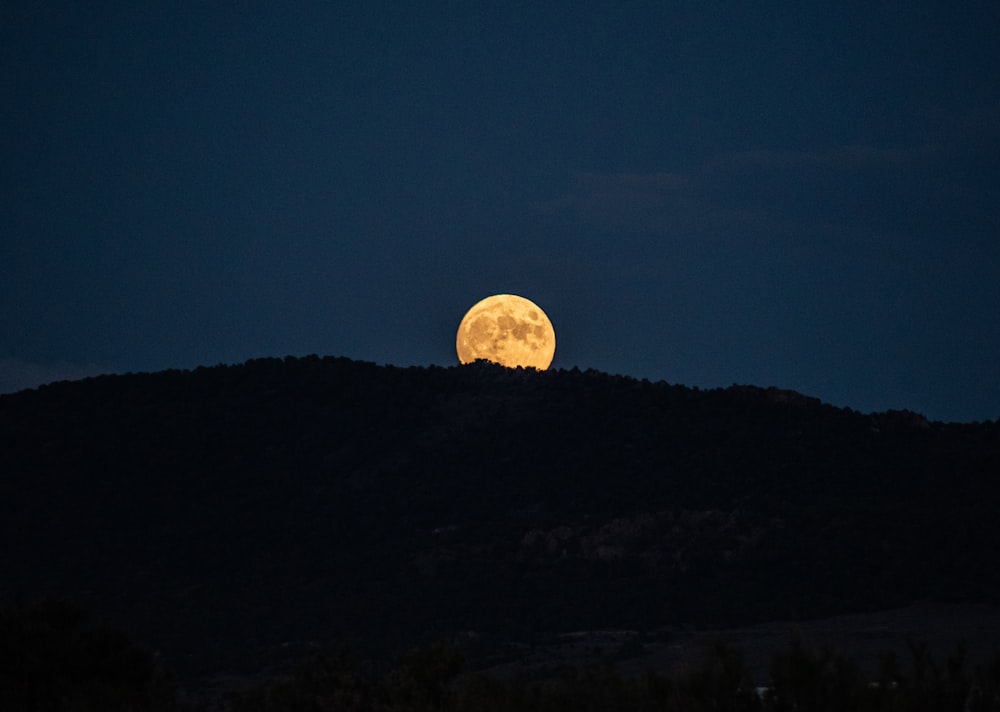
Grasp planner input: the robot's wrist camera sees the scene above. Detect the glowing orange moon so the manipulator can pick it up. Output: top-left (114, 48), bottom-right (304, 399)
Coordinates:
top-left (456, 294), bottom-right (556, 370)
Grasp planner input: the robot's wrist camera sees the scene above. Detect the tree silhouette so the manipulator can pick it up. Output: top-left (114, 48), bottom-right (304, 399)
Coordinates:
top-left (0, 597), bottom-right (180, 711)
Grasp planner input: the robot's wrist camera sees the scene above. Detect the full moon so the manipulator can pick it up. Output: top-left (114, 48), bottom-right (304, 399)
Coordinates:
top-left (456, 294), bottom-right (556, 370)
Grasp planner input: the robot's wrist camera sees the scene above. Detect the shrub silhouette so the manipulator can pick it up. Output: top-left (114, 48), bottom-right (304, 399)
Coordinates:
top-left (387, 640), bottom-right (464, 712)
top-left (230, 641), bottom-right (464, 712)
top-left (765, 628), bottom-right (862, 711)
top-left (674, 638), bottom-right (761, 711)
top-left (229, 650), bottom-right (376, 712)
top-left (0, 597), bottom-right (180, 711)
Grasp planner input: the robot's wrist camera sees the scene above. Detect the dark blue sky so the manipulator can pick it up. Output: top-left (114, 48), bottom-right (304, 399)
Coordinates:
top-left (3, 2), bottom-right (999, 421)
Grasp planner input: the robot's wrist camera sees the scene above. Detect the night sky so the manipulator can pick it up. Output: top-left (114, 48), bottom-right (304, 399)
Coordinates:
top-left (3, 3), bottom-right (999, 422)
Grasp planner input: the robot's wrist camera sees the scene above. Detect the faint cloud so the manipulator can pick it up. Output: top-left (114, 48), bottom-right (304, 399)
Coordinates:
top-left (540, 170), bottom-right (752, 235)
top-left (540, 167), bottom-right (773, 237)
top-left (705, 142), bottom-right (948, 171)
top-left (573, 172), bottom-right (690, 210)
top-left (545, 123), bottom-right (997, 245)
top-left (0, 358), bottom-right (110, 395)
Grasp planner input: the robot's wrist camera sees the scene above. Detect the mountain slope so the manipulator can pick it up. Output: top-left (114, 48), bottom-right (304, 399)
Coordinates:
top-left (1, 356), bottom-right (997, 679)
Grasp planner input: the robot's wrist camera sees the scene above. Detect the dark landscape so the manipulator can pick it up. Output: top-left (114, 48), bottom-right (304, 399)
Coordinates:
top-left (2, 355), bottom-right (999, 708)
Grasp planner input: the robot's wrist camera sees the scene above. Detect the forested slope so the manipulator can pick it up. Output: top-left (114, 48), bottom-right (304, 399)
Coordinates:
top-left (1, 356), bottom-right (997, 679)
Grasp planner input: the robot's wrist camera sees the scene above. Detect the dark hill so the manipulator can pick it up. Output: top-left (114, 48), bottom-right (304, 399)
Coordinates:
top-left (1, 356), bottom-right (998, 682)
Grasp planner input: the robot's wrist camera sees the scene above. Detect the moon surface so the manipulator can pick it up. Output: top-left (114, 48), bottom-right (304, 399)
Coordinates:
top-left (456, 294), bottom-right (556, 370)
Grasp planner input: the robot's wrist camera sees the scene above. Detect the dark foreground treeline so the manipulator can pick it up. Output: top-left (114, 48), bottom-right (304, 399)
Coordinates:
top-left (232, 637), bottom-right (1000, 712)
top-left (4, 598), bottom-right (1000, 712)
top-left (0, 598), bottom-right (181, 711)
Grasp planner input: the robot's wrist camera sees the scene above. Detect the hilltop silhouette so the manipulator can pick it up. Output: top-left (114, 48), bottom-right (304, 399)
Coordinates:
top-left (1, 356), bottom-right (998, 685)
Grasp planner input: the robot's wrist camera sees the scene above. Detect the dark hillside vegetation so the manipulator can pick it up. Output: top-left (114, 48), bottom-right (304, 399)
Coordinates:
top-left (1, 356), bottom-right (998, 682)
